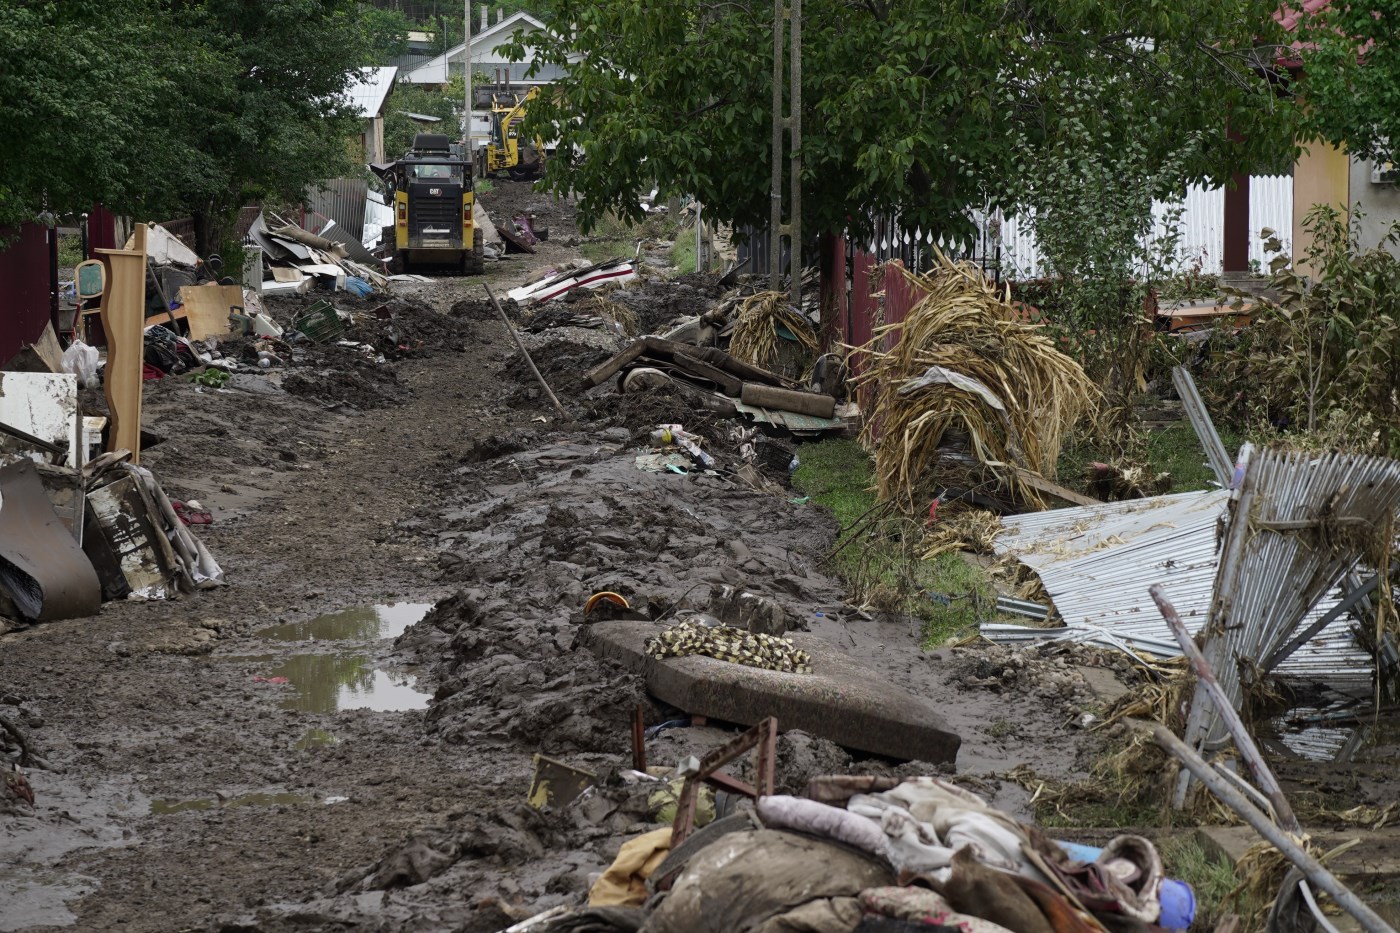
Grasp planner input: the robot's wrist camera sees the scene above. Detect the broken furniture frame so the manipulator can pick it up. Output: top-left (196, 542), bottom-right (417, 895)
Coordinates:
top-left (670, 717), bottom-right (777, 848)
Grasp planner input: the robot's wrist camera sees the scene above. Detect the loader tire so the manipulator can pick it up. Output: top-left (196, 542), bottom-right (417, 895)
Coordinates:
top-left (462, 228), bottom-right (485, 276)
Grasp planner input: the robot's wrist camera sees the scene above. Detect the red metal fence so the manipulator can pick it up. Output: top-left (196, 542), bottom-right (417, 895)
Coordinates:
top-left (0, 223), bottom-right (54, 363)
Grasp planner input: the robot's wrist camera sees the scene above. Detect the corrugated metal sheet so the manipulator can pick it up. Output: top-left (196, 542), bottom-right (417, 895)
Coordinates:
top-left (989, 489), bottom-right (1376, 685)
top-left (344, 66), bottom-right (398, 119)
top-left (1186, 447), bottom-right (1400, 749)
top-left (305, 178), bottom-right (369, 243)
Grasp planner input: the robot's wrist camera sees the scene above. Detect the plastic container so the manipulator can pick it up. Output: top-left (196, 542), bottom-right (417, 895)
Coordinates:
top-left (1156, 879), bottom-right (1196, 930)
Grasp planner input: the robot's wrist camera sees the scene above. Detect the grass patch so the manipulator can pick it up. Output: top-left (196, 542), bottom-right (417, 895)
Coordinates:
top-left (671, 232), bottom-right (698, 275)
top-left (1056, 416), bottom-right (1248, 496)
top-left (1159, 835), bottom-right (1244, 930)
top-left (580, 239), bottom-right (632, 264)
top-left (792, 438), bottom-right (994, 645)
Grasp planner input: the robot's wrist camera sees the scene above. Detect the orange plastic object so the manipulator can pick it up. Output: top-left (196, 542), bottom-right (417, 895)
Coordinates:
top-left (584, 591), bottom-right (630, 615)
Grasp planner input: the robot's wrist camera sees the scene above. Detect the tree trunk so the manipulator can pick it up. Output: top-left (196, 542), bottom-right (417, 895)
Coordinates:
top-left (191, 206), bottom-right (229, 262)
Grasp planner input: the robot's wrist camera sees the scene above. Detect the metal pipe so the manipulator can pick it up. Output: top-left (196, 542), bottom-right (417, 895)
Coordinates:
top-left (788, 0), bottom-right (801, 308)
top-left (483, 284), bottom-right (568, 419)
top-left (1152, 584), bottom-right (1302, 834)
top-left (1153, 724), bottom-right (1395, 933)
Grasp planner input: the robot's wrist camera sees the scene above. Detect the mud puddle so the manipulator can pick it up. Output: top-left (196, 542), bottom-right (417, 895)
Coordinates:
top-left (257, 602), bottom-right (433, 642)
top-left (237, 652), bottom-right (431, 713)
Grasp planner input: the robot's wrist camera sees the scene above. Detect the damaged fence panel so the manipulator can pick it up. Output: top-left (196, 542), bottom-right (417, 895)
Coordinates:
top-left (1179, 445), bottom-right (1400, 798)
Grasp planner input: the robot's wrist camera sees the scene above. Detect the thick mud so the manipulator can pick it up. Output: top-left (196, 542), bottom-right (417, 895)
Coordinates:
top-left (1, 183), bottom-right (1148, 931)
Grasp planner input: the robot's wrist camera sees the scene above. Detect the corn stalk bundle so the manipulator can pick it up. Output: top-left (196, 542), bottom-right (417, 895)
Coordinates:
top-left (853, 254), bottom-right (1098, 511)
top-left (729, 291), bottom-right (819, 379)
top-left (575, 292), bottom-right (640, 336)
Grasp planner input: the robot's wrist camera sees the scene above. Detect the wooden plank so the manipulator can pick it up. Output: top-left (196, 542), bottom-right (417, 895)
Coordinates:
top-left (580, 340), bottom-right (647, 388)
top-left (496, 223), bottom-right (537, 254)
top-left (1011, 466), bottom-right (1100, 507)
top-left (96, 225), bottom-right (147, 462)
top-left (175, 284), bottom-right (243, 341)
top-left (5, 323), bottom-right (66, 373)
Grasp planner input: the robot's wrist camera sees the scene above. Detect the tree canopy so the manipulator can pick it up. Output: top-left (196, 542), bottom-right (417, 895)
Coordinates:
top-left (506, 1), bottom-right (1300, 240)
top-left (0, 0), bottom-right (380, 252)
top-left (1295, 1), bottom-right (1400, 161)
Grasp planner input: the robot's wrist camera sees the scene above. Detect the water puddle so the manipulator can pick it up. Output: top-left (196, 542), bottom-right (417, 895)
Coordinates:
top-left (150, 792), bottom-right (311, 814)
top-left (295, 727), bottom-right (340, 749)
top-left (258, 602), bottom-right (433, 642)
top-left (263, 654), bottom-right (430, 714)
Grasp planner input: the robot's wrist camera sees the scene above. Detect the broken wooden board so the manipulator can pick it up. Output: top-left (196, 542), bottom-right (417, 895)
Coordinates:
top-left (496, 223), bottom-right (537, 254)
top-left (96, 225), bottom-right (147, 461)
top-left (5, 323), bottom-right (65, 374)
top-left (1010, 465), bottom-right (1100, 508)
top-left (581, 620), bottom-right (961, 764)
top-left (0, 372), bottom-right (81, 468)
top-left (176, 284), bottom-right (244, 341)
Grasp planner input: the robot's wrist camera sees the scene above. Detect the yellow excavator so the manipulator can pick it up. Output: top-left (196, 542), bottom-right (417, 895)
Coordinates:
top-left (483, 87), bottom-right (546, 180)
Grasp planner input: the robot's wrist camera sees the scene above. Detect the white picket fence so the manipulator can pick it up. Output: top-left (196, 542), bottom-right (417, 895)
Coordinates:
top-left (994, 175), bottom-right (1293, 279)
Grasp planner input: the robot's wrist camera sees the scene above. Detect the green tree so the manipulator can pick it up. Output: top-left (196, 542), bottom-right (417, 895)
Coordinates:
top-left (0, 0), bottom-right (177, 228)
top-left (147, 0), bottom-right (378, 255)
top-left (362, 6), bottom-right (414, 61)
top-left (1296, 2), bottom-right (1400, 161)
top-left (503, 1), bottom-right (1298, 241)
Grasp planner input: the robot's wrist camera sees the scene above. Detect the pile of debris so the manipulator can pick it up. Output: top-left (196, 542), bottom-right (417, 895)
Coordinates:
top-left (248, 210), bottom-right (388, 296)
top-left (0, 365), bottom-right (222, 632)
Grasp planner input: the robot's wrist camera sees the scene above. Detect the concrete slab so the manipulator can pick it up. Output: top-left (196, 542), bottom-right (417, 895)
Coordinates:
top-left (581, 619), bottom-right (961, 765)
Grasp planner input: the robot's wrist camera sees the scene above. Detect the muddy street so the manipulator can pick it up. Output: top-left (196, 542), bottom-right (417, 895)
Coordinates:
top-left (0, 200), bottom-right (1106, 931)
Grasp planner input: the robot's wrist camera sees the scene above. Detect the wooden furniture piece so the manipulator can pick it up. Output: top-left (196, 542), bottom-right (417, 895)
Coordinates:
top-left (95, 225), bottom-right (147, 462)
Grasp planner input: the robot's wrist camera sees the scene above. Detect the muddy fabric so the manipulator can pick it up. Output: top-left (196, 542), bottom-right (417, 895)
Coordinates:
top-left (756, 795), bottom-right (889, 857)
top-left (860, 886), bottom-right (1016, 933)
top-left (642, 829), bottom-right (893, 933)
top-left (753, 896), bottom-right (864, 932)
top-left (645, 620), bottom-right (814, 673)
top-left (1021, 833), bottom-right (1160, 925)
top-left (806, 775), bottom-right (903, 806)
top-left (943, 849), bottom-right (1054, 933)
top-left (547, 906), bottom-right (648, 932)
top-left (589, 827), bottom-right (673, 908)
top-left (846, 778), bottom-right (1031, 879)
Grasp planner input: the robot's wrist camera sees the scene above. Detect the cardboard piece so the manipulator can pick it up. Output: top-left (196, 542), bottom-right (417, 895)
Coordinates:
top-left (270, 267), bottom-right (305, 283)
top-left (96, 225), bottom-right (148, 461)
top-left (5, 323), bottom-right (65, 374)
top-left (175, 284), bottom-right (243, 341)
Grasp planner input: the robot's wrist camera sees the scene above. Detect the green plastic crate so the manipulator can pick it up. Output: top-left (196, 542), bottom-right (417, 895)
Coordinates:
top-left (292, 300), bottom-right (345, 343)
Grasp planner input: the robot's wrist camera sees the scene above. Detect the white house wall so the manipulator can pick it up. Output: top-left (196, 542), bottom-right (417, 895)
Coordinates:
top-left (996, 175), bottom-right (1293, 279)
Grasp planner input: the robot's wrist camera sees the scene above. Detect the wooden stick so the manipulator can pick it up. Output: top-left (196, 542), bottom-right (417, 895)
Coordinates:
top-left (1150, 584), bottom-right (1302, 834)
top-left (484, 283), bottom-right (568, 419)
top-left (1153, 724), bottom-right (1394, 933)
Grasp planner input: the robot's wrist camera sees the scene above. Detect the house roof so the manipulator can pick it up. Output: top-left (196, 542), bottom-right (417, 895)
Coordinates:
top-left (344, 66), bottom-right (398, 118)
top-left (402, 11), bottom-right (548, 83)
top-left (1276, 0), bottom-right (1330, 32)
top-left (400, 111), bottom-right (443, 123)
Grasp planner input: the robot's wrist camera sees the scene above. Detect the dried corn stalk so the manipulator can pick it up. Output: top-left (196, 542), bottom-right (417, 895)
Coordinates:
top-left (729, 291), bottom-right (819, 379)
top-left (853, 253), bottom-right (1098, 510)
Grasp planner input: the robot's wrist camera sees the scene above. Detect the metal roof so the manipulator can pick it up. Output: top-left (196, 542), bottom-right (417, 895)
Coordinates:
top-left (988, 489), bottom-right (1374, 683)
top-left (344, 66), bottom-right (398, 119)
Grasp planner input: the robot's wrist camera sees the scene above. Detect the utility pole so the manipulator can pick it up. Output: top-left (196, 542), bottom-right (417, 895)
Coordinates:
top-left (768, 0), bottom-right (802, 307)
top-left (464, 0), bottom-right (472, 159)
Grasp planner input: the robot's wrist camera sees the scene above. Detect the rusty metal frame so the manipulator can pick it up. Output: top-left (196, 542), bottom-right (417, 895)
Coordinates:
top-left (670, 717), bottom-right (778, 848)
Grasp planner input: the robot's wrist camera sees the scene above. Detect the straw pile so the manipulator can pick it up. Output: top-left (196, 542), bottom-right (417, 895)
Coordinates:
top-left (575, 291), bottom-right (640, 336)
top-left (729, 291), bottom-right (819, 379)
top-left (854, 254), bottom-right (1098, 511)
top-left (921, 509), bottom-right (1005, 560)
